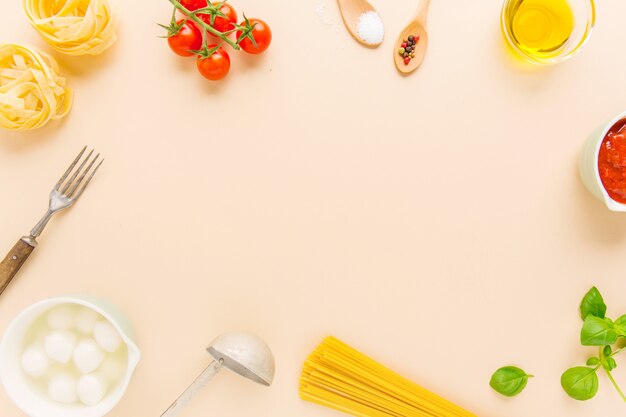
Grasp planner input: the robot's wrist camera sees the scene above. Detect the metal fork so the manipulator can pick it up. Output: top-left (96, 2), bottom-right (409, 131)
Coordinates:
top-left (0, 147), bottom-right (103, 296)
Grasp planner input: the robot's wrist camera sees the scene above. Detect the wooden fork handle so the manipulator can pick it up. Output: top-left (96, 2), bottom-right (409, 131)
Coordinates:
top-left (0, 239), bottom-right (36, 296)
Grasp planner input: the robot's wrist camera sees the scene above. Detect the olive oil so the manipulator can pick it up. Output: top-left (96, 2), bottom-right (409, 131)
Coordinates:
top-left (504, 0), bottom-right (575, 59)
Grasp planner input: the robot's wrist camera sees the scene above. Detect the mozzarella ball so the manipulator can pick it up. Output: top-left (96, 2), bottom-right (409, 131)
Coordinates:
top-left (44, 331), bottom-right (77, 364)
top-left (46, 306), bottom-right (75, 331)
top-left (21, 344), bottom-right (50, 377)
top-left (48, 373), bottom-right (78, 404)
top-left (77, 374), bottom-right (108, 406)
top-left (72, 339), bottom-right (105, 374)
top-left (93, 321), bottom-right (122, 353)
top-left (76, 308), bottom-right (100, 335)
top-left (99, 355), bottom-right (125, 383)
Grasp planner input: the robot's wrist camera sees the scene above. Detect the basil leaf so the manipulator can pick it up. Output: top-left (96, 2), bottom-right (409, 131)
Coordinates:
top-left (581, 316), bottom-right (618, 346)
top-left (615, 315), bottom-right (626, 337)
top-left (586, 357), bottom-right (600, 366)
top-left (561, 367), bottom-right (599, 401)
top-left (489, 366), bottom-right (533, 397)
top-left (579, 287), bottom-right (607, 320)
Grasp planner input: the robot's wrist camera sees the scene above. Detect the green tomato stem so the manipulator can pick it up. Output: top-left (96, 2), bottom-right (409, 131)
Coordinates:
top-left (605, 369), bottom-right (626, 402)
top-left (168, 0), bottom-right (240, 50)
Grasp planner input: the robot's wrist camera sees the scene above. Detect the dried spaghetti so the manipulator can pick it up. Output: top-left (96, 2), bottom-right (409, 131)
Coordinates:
top-left (0, 44), bottom-right (72, 131)
top-left (300, 337), bottom-right (478, 417)
top-left (24, 0), bottom-right (117, 56)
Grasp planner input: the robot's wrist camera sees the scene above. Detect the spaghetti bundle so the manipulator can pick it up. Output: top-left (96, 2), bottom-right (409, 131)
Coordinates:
top-left (24, 0), bottom-right (117, 56)
top-left (0, 44), bottom-right (72, 131)
top-left (300, 337), bottom-right (477, 417)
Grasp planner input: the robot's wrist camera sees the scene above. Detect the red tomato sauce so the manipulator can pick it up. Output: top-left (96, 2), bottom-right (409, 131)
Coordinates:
top-left (598, 118), bottom-right (626, 204)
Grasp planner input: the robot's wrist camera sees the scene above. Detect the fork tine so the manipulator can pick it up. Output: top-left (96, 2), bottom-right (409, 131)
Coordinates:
top-left (61, 149), bottom-right (93, 195)
top-left (73, 158), bottom-right (103, 202)
top-left (67, 153), bottom-right (99, 198)
top-left (55, 146), bottom-right (87, 191)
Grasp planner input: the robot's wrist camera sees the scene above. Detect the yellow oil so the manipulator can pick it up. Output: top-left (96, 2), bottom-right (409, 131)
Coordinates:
top-left (504, 0), bottom-right (575, 59)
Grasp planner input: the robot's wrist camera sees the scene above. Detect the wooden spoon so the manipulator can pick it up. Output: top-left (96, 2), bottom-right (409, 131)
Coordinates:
top-left (394, 0), bottom-right (431, 73)
top-left (337, 0), bottom-right (384, 47)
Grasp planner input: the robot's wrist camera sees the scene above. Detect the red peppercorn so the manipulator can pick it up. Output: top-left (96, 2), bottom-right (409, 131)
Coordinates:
top-left (401, 42), bottom-right (407, 48)
top-left (416, 35), bottom-right (421, 42)
top-left (404, 57), bottom-right (410, 65)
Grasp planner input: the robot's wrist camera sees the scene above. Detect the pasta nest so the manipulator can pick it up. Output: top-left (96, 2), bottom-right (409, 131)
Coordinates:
top-left (24, 0), bottom-right (117, 56)
top-left (0, 44), bottom-right (72, 131)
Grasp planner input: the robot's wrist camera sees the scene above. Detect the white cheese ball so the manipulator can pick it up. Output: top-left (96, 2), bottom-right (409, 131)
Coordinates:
top-left (76, 308), bottom-right (100, 335)
top-left (93, 321), bottom-right (122, 353)
top-left (21, 344), bottom-right (50, 377)
top-left (77, 374), bottom-right (108, 406)
top-left (46, 306), bottom-right (75, 331)
top-left (99, 355), bottom-right (125, 383)
top-left (73, 339), bottom-right (105, 374)
top-left (44, 331), bottom-right (77, 364)
top-left (48, 373), bottom-right (78, 404)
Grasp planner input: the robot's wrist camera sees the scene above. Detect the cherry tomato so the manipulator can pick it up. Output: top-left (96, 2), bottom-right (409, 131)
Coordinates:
top-left (179, 0), bottom-right (207, 11)
top-left (200, 3), bottom-right (237, 33)
top-left (237, 18), bottom-right (272, 54)
top-left (168, 20), bottom-right (202, 57)
top-left (196, 46), bottom-right (230, 80)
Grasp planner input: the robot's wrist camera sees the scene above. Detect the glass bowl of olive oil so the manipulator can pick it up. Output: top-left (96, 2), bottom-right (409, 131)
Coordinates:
top-left (501, 0), bottom-right (595, 64)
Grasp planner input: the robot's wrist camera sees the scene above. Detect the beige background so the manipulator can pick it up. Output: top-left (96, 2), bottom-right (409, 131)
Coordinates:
top-left (1, 0), bottom-right (626, 416)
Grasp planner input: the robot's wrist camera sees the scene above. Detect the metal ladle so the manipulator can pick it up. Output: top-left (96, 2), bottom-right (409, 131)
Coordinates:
top-left (161, 332), bottom-right (275, 417)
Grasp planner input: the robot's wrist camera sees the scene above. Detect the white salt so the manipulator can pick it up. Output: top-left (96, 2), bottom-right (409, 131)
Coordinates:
top-left (21, 344), bottom-right (50, 377)
top-left (77, 374), bottom-right (108, 406)
top-left (356, 11), bottom-right (384, 45)
top-left (48, 374), bottom-right (78, 404)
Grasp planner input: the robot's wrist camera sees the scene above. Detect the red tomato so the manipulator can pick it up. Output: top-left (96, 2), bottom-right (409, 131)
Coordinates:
top-left (167, 20), bottom-right (202, 57)
top-left (200, 3), bottom-right (237, 33)
top-left (196, 46), bottom-right (230, 80)
top-left (180, 0), bottom-right (207, 11)
top-left (237, 18), bottom-right (272, 54)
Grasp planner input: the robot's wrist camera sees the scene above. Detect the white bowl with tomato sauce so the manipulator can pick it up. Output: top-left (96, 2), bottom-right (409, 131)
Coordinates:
top-left (580, 110), bottom-right (626, 212)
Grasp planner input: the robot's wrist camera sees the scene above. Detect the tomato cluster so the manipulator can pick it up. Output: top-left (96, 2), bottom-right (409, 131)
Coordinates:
top-left (162, 0), bottom-right (272, 81)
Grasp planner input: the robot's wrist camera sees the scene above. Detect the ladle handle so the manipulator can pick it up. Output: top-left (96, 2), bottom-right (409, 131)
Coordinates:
top-left (161, 360), bottom-right (223, 417)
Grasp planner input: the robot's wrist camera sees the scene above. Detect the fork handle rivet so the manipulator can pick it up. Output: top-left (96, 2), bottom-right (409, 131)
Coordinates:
top-left (11, 256), bottom-right (17, 260)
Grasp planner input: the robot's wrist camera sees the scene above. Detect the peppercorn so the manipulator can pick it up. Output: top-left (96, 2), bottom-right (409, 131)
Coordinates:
top-left (408, 35), bottom-right (414, 42)
top-left (398, 47), bottom-right (405, 55)
top-left (403, 52), bottom-right (409, 58)
top-left (404, 57), bottom-right (410, 65)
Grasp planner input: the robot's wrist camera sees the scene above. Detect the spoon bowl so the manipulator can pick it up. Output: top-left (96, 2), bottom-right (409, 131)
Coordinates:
top-left (207, 331), bottom-right (275, 386)
top-left (394, 0), bottom-right (431, 73)
top-left (337, 0), bottom-right (384, 47)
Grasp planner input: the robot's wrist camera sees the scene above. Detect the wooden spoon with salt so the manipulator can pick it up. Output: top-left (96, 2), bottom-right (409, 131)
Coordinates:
top-left (394, 0), bottom-right (431, 73)
top-left (337, 0), bottom-right (384, 47)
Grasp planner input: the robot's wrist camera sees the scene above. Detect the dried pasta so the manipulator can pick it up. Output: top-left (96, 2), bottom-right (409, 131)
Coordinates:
top-left (0, 44), bottom-right (72, 131)
top-left (24, 0), bottom-right (117, 56)
top-left (300, 337), bottom-right (478, 417)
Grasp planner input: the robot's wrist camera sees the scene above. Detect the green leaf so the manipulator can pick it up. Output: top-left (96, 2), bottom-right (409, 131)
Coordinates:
top-left (489, 366), bottom-right (533, 397)
top-left (581, 316), bottom-right (618, 346)
top-left (561, 367), bottom-right (599, 401)
top-left (605, 357), bottom-right (617, 371)
top-left (580, 287), bottom-right (607, 320)
top-left (615, 315), bottom-right (626, 337)
top-left (586, 357), bottom-right (600, 366)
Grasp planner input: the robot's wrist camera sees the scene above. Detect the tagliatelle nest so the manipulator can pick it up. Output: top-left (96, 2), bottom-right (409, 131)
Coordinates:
top-left (24, 0), bottom-right (117, 56)
top-left (0, 44), bottom-right (72, 131)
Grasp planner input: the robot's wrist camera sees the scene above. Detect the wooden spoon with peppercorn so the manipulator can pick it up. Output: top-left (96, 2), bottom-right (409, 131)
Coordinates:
top-left (394, 0), bottom-right (430, 73)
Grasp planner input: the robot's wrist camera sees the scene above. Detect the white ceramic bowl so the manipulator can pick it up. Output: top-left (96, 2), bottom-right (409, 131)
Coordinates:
top-left (0, 295), bottom-right (141, 417)
top-left (579, 110), bottom-right (626, 212)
